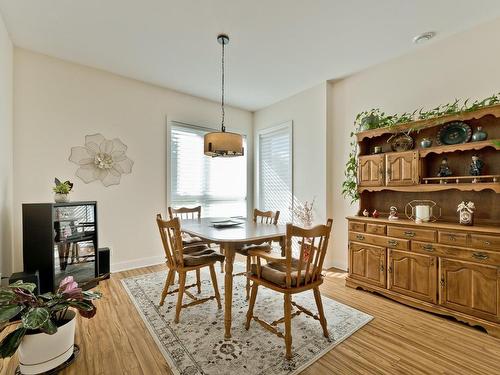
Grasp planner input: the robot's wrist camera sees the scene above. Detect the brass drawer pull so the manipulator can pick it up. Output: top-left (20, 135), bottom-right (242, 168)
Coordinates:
top-left (448, 234), bottom-right (456, 241)
top-left (404, 231), bottom-right (416, 237)
top-left (472, 252), bottom-right (489, 260)
top-left (379, 264), bottom-right (384, 272)
top-left (356, 234), bottom-right (365, 241)
top-left (388, 239), bottom-right (399, 247)
top-left (422, 244), bottom-right (434, 252)
top-left (484, 241), bottom-right (491, 246)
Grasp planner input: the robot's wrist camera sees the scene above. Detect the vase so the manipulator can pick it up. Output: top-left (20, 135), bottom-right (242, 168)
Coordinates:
top-left (54, 193), bottom-right (69, 203)
top-left (18, 311), bottom-right (76, 374)
top-left (471, 126), bottom-right (488, 142)
top-left (420, 138), bottom-right (432, 148)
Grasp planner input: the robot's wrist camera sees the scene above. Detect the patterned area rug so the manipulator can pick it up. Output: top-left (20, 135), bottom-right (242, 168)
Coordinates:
top-left (121, 264), bottom-right (373, 375)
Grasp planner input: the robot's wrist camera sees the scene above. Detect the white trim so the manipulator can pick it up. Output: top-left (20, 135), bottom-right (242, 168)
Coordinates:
top-left (111, 255), bottom-right (164, 273)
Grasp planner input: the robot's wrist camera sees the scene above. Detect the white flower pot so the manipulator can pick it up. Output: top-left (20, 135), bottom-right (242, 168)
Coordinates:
top-left (18, 311), bottom-right (76, 374)
top-left (54, 193), bottom-right (69, 203)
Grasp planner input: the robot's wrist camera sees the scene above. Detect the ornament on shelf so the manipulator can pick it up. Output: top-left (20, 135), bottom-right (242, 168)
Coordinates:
top-left (457, 201), bottom-right (475, 226)
top-left (405, 200), bottom-right (441, 224)
top-left (388, 206), bottom-right (399, 220)
top-left (469, 154), bottom-right (484, 176)
top-left (362, 209), bottom-right (369, 217)
top-left (373, 146), bottom-right (382, 154)
top-left (437, 157), bottom-right (452, 177)
top-left (471, 126), bottom-right (488, 142)
top-left (372, 209), bottom-right (380, 218)
top-left (420, 137), bottom-right (432, 148)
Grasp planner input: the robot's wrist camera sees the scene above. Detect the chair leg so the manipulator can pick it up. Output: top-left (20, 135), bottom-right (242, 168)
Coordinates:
top-left (284, 293), bottom-right (292, 360)
top-left (209, 264), bottom-right (222, 309)
top-left (313, 287), bottom-right (329, 339)
top-left (245, 283), bottom-right (258, 330)
top-left (159, 269), bottom-right (174, 306)
top-left (174, 271), bottom-right (186, 323)
top-left (245, 256), bottom-right (252, 300)
top-left (196, 269), bottom-right (201, 294)
top-left (219, 244), bottom-right (225, 273)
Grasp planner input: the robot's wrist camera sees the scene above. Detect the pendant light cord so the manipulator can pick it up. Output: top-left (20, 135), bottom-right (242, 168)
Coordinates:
top-left (221, 39), bottom-right (226, 132)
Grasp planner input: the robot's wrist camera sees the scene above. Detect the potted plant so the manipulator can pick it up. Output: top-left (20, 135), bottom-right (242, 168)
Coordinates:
top-left (53, 178), bottom-right (73, 203)
top-left (0, 277), bottom-right (101, 374)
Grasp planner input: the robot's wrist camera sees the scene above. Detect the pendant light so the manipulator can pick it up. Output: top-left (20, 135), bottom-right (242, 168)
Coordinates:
top-left (204, 34), bottom-right (244, 157)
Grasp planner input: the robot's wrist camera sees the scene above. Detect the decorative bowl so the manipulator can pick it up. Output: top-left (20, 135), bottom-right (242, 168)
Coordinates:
top-left (436, 121), bottom-right (471, 145)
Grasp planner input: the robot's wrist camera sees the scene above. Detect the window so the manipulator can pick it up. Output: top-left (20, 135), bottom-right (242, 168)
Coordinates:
top-left (257, 122), bottom-right (293, 223)
top-left (170, 122), bottom-right (247, 217)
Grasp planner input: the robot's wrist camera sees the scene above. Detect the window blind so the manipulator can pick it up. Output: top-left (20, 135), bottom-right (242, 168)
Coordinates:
top-left (170, 122), bottom-right (247, 217)
top-left (258, 124), bottom-right (292, 223)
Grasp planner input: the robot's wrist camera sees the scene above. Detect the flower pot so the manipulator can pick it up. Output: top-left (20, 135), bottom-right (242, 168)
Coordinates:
top-left (18, 311), bottom-right (76, 374)
top-left (54, 193), bottom-right (69, 203)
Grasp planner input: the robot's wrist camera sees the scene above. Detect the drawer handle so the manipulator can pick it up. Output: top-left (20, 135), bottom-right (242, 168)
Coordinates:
top-left (484, 241), bottom-right (491, 246)
top-left (448, 234), bottom-right (456, 241)
top-left (379, 264), bottom-right (384, 272)
top-left (388, 239), bottom-right (399, 247)
top-left (472, 252), bottom-right (489, 260)
top-left (356, 234), bottom-right (365, 241)
top-left (422, 244), bottom-right (434, 252)
top-left (404, 231), bottom-right (416, 237)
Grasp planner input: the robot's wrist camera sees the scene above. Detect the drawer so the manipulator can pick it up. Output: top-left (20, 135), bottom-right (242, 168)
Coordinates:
top-left (412, 241), bottom-right (500, 266)
top-left (470, 234), bottom-right (500, 251)
top-left (387, 226), bottom-right (437, 242)
top-left (366, 223), bottom-right (386, 235)
top-left (438, 231), bottom-right (468, 247)
top-left (349, 231), bottom-right (409, 250)
top-left (348, 222), bottom-right (365, 232)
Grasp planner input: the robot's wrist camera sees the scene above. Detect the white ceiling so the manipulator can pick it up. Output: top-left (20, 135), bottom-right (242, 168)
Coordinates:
top-left (1, 0), bottom-right (500, 111)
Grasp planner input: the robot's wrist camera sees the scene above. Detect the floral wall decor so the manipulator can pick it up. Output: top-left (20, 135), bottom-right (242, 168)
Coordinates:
top-left (69, 134), bottom-right (134, 187)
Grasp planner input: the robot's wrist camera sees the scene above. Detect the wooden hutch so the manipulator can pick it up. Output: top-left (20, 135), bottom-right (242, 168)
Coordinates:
top-left (346, 104), bottom-right (500, 338)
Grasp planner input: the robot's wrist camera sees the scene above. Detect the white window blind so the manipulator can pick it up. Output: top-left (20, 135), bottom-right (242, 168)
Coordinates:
top-left (258, 122), bottom-right (293, 223)
top-left (170, 122), bottom-right (247, 217)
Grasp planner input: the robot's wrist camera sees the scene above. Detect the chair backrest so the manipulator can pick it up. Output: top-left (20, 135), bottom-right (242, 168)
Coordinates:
top-left (253, 208), bottom-right (280, 224)
top-left (284, 219), bottom-right (333, 288)
top-left (156, 214), bottom-right (184, 268)
top-left (168, 206), bottom-right (201, 220)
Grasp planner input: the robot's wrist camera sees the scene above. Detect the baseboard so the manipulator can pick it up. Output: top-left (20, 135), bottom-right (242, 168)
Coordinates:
top-left (330, 259), bottom-right (348, 271)
top-left (111, 255), bottom-right (164, 273)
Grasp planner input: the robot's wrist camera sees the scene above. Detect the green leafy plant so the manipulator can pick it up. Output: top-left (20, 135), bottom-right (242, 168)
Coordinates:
top-left (342, 93), bottom-right (500, 202)
top-left (52, 178), bottom-right (73, 194)
top-left (0, 277), bottom-right (101, 358)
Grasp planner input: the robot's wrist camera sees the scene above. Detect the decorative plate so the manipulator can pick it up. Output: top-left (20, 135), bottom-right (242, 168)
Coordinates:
top-left (436, 121), bottom-right (472, 145)
top-left (389, 133), bottom-right (414, 152)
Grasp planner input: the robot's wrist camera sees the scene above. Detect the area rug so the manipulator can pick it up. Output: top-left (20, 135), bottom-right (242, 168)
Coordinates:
top-left (121, 264), bottom-right (373, 375)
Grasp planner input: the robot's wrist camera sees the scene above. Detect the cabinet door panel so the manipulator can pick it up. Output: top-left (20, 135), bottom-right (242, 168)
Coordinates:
top-left (349, 242), bottom-right (386, 287)
top-left (385, 151), bottom-right (418, 186)
top-left (439, 258), bottom-right (500, 322)
top-left (388, 249), bottom-right (437, 303)
top-left (358, 155), bottom-right (384, 187)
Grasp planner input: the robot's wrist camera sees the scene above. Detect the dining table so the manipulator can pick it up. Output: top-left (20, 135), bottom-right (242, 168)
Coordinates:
top-left (181, 217), bottom-right (286, 339)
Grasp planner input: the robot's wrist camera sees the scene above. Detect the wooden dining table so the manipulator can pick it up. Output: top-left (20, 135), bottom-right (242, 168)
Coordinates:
top-left (181, 217), bottom-right (286, 339)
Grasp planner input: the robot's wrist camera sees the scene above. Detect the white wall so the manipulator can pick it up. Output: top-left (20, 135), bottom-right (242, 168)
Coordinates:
top-left (328, 17), bottom-right (500, 270)
top-left (0, 12), bottom-right (13, 277)
top-left (13, 48), bottom-right (253, 272)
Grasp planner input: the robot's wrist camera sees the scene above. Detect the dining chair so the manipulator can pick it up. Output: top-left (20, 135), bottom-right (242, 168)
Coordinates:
top-left (156, 214), bottom-right (224, 323)
top-left (245, 219), bottom-right (333, 359)
top-left (235, 209), bottom-right (280, 299)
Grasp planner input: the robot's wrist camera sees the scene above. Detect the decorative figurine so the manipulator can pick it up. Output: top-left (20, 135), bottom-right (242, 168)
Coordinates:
top-left (471, 126), bottom-right (488, 142)
top-left (420, 137), bottom-right (432, 148)
top-left (388, 206), bottom-right (399, 220)
top-left (437, 157), bottom-right (452, 177)
top-left (362, 209), bottom-right (370, 217)
top-left (372, 209), bottom-right (380, 218)
top-left (457, 201), bottom-right (475, 226)
top-left (373, 146), bottom-right (382, 154)
top-left (469, 154), bottom-right (484, 176)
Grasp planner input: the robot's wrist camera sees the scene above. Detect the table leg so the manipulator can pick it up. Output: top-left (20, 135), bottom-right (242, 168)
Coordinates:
top-left (223, 243), bottom-right (235, 339)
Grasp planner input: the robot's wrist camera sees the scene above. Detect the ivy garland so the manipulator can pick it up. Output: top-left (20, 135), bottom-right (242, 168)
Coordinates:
top-left (341, 93), bottom-right (500, 203)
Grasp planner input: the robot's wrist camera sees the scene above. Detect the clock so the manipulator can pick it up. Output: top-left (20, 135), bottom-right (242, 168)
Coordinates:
top-left (459, 209), bottom-right (473, 226)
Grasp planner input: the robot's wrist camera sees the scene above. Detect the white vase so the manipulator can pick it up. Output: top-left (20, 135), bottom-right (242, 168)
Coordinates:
top-left (54, 193), bottom-right (69, 203)
top-left (18, 311), bottom-right (76, 374)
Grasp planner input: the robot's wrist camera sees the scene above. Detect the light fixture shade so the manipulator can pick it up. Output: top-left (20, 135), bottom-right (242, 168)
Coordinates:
top-left (204, 131), bottom-right (244, 157)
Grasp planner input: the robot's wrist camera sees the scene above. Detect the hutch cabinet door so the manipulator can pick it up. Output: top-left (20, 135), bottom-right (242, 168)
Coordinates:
top-left (385, 151), bottom-right (419, 186)
top-left (349, 242), bottom-right (386, 287)
top-left (387, 249), bottom-right (437, 303)
top-left (358, 155), bottom-right (385, 187)
top-left (439, 258), bottom-right (500, 322)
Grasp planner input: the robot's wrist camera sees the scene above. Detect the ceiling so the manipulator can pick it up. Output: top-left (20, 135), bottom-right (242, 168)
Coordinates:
top-left (1, 1), bottom-right (500, 111)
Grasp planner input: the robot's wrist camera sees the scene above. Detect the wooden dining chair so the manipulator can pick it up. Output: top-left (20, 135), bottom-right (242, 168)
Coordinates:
top-left (156, 214), bottom-right (224, 323)
top-left (235, 209), bottom-right (280, 299)
top-left (245, 219), bottom-right (333, 359)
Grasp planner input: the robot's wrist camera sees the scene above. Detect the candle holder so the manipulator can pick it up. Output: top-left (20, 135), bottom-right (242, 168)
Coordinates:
top-left (405, 200), bottom-right (441, 223)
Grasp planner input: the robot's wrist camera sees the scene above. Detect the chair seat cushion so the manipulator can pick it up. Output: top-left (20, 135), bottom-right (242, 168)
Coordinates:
top-left (183, 244), bottom-right (211, 254)
top-left (250, 258), bottom-right (308, 287)
top-left (236, 243), bottom-right (272, 256)
top-left (182, 233), bottom-right (204, 246)
top-left (183, 249), bottom-right (225, 267)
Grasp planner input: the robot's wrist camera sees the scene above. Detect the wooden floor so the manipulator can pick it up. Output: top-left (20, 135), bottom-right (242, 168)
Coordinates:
top-left (2, 265), bottom-right (500, 375)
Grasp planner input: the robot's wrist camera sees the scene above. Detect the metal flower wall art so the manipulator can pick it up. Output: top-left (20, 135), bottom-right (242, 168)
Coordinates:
top-left (69, 134), bottom-right (134, 187)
